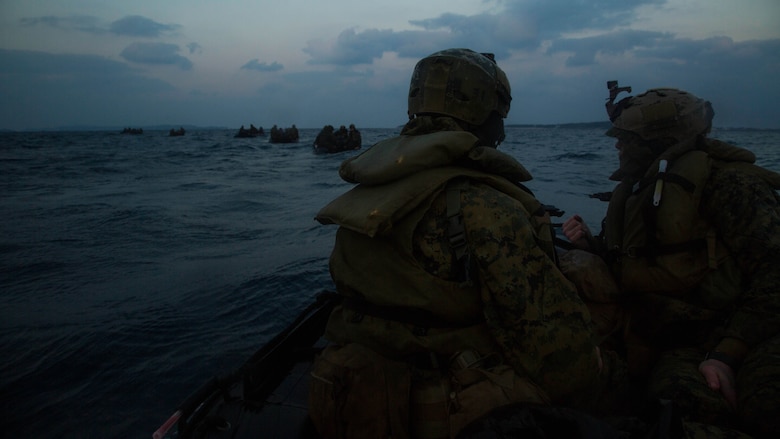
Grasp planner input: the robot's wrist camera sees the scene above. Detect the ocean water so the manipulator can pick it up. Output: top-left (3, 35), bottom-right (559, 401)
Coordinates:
top-left (1, 126), bottom-right (778, 438)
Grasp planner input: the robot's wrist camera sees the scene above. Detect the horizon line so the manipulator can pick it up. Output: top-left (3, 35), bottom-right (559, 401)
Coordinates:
top-left (2, 121), bottom-right (778, 132)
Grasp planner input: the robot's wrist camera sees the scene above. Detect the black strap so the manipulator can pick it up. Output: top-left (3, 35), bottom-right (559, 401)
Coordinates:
top-left (704, 351), bottom-right (740, 370)
top-left (447, 180), bottom-right (471, 282)
top-left (636, 162), bottom-right (699, 265)
top-left (636, 172), bottom-right (696, 195)
top-left (642, 195), bottom-right (660, 265)
top-left (447, 183), bottom-right (468, 262)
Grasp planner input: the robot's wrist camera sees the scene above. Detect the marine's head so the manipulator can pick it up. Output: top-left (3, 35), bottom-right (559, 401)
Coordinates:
top-left (605, 85), bottom-right (714, 178)
top-left (407, 48), bottom-right (512, 146)
top-left (606, 87), bottom-right (713, 145)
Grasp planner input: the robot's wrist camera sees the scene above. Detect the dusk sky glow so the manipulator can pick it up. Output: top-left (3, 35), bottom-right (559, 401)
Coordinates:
top-left (1, 0), bottom-right (778, 130)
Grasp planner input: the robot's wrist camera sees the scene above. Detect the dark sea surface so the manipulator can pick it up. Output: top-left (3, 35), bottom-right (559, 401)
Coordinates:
top-left (1, 126), bottom-right (778, 438)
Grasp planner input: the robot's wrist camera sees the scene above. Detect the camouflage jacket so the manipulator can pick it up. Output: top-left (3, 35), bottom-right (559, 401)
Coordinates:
top-left (316, 123), bottom-right (602, 402)
top-left (604, 138), bottom-right (780, 362)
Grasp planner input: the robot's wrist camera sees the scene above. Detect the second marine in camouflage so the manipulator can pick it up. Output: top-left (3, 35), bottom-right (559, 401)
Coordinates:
top-left (563, 84), bottom-right (780, 438)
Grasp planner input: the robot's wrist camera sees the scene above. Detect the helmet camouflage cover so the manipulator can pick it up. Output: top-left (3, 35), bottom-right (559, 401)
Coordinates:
top-left (607, 88), bottom-right (714, 143)
top-left (408, 48), bottom-right (512, 125)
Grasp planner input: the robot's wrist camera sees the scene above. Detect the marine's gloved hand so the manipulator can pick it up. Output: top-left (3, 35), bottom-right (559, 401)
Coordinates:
top-left (698, 359), bottom-right (737, 410)
top-left (562, 215), bottom-right (593, 250)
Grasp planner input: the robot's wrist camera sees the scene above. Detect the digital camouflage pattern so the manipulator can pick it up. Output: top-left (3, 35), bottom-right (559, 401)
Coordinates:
top-left (599, 82), bottom-right (780, 436)
top-left (679, 422), bottom-right (755, 439)
top-left (648, 340), bottom-right (780, 438)
top-left (318, 117), bottom-right (629, 421)
top-left (700, 164), bottom-right (780, 349)
top-left (408, 48), bottom-right (511, 126)
top-left (607, 88), bottom-right (713, 143)
top-left (602, 137), bottom-right (780, 437)
top-left (696, 164), bottom-right (780, 437)
top-left (414, 179), bottom-right (625, 411)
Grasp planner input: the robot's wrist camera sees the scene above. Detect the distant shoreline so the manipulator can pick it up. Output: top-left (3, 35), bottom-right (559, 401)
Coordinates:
top-left (1, 121), bottom-right (777, 133)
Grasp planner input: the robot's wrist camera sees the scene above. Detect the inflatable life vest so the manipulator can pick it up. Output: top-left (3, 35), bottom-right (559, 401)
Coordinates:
top-left (313, 131), bottom-right (557, 439)
top-left (318, 165), bottom-right (554, 358)
top-left (603, 135), bottom-right (780, 298)
top-left (604, 149), bottom-right (732, 294)
top-left (315, 130), bottom-right (555, 358)
top-left (603, 139), bottom-right (780, 346)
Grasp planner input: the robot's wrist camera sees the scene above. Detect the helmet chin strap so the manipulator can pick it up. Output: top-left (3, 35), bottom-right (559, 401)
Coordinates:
top-left (400, 113), bottom-right (505, 148)
top-left (473, 112), bottom-right (506, 148)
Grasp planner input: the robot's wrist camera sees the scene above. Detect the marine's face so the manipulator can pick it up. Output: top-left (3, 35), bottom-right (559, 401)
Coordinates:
top-left (615, 137), bottom-right (640, 168)
top-left (612, 135), bottom-right (657, 179)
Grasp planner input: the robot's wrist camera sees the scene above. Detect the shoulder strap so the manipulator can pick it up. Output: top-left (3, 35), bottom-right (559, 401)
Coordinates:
top-left (447, 180), bottom-right (471, 283)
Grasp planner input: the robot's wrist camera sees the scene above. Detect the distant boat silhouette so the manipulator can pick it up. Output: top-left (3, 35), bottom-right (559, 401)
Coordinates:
top-left (234, 124), bottom-right (265, 138)
top-left (313, 124), bottom-right (361, 153)
top-left (268, 125), bottom-right (299, 143)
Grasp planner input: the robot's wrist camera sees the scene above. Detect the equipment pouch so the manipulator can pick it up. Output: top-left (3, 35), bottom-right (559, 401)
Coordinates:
top-left (308, 343), bottom-right (411, 439)
top-left (448, 364), bottom-right (550, 437)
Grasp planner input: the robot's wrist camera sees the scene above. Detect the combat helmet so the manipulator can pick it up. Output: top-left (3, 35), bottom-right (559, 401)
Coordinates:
top-left (605, 84), bottom-right (714, 143)
top-left (408, 48), bottom-right (512, 126)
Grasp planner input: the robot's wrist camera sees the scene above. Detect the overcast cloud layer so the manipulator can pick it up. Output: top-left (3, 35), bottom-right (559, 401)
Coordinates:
top-left (0, 0), bottom-right (778, 130)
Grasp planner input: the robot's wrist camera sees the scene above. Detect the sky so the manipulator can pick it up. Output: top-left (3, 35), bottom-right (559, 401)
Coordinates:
top-left (1, 0), bottom-right (778, 131)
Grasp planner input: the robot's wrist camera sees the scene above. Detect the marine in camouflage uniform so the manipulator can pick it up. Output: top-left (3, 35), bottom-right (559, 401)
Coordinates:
top-left (562, 86), bottom-right (780, 438)
top-left (314, 49), bottom-right (626, 437)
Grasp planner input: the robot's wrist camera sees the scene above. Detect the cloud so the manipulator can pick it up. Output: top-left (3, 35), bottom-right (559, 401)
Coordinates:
top-left (120, 42), bottom-right (193, 70)
top-left (0, 49), bottom-right (175, 97)
top-left (19, 15), bottom-right (105, 35)
top-left (549, 30), bottom-right (780, 72)
top-left (304, 28), bottom-right (398, 65)
top-left (6, 1), bottom-right (779, 130)
top-left (502, 0), bottom-right (663, 38)
top-left (0, 49), bottom-right (176, 129)
top-left (408, 13), bottom-right (537, 54)
top-left (242, 68), bottom-right (406, 128)
top-left (549, 30), bottom-right (672, 66)
top-left (304, 28), bottom-right (452, 65)
top-left (302, 0), bottom-right (669, 66)
top-left (19, 14), bottom-right (179, 38)
top-left (302, 14), bottom-right (535, 66)
top-left (109, 15), bottom-right (179, 37)
top-left (290, 0), bottom-right (777, 129)
top-left (506, 30), bottom-right (780, 128)
top-left (186, 42), bottom-right (203, 55)
top-left (637, 36), bottom-right (780, 65)
top-left (240, 59), bottom-right (284, 72)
